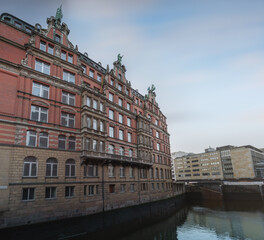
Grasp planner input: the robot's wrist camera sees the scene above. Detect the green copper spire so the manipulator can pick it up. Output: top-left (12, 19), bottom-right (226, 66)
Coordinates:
top-left (55, 5), bottom-right (63, 23)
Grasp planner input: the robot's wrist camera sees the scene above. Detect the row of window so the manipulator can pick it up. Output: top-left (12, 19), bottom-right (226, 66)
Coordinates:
top-left (22, 181), bottom-right (172, 201)
top-left (26, 131), bottom-right (76, 150)
top-left (35, 59), bottom-right (75, 83)
top-left (108, 92), bottom-right (131, 111)
top-left (108, 145), bottom-right (133, 157)
top-left (86, 97), bottom-right (104, 111)
top-left (108, 126), bottom-right (132, 142)
top-left (23, 157), bottom-right (75, 177)
top-left (82, 65), bottom-right (102, 82)
top-left (30, 105), bottom-right (75, 127)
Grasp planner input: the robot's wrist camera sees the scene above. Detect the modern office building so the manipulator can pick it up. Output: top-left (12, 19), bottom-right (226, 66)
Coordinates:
top-left (0, 9), bottom-right (179, 228)
top-left (173, 145), bottom-right (264, 181)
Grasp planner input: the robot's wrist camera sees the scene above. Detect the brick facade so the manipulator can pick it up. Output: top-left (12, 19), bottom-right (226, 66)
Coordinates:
top-left (0, 12), bottom-right (179, 228)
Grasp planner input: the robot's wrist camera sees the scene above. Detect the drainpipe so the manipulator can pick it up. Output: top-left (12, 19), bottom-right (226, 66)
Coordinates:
top-left (102, 161), bottom-right (105, 212)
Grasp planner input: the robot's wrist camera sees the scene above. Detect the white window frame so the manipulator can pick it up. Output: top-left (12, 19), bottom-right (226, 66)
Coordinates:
top-left (26, 130), bottom-right (37, 147)
top-left (30, 105), bottom-right (48, 123)
top-left (62, 91), bottom-right (75, 106)
top-left (61, 112), bottom-right (75, 128)
top-left (32, 82), bottom-right (49, 99)
top-left (63, 70), bottom-right (75, 83)
top-left (35, 59), bottom-right (50, 74)
top-left (119, 130), bottom-right (124, 140)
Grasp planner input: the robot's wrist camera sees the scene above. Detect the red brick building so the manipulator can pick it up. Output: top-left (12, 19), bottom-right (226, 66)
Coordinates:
top-left (0, 10), bottom-right (181, 228)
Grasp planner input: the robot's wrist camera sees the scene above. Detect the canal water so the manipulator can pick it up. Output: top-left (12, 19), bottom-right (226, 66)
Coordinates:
top-left (115, 200), bottom-right (264, 240)
top-left (1, 199), bottom-right (264, 239)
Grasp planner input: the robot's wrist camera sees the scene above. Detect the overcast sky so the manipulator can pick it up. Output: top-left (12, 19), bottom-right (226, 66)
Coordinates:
top-left (2, 0), bottom-right (264, 153)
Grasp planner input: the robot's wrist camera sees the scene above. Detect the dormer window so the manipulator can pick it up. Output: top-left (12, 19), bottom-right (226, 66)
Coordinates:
top-left (89, 70), bottom-right (94, 78)
top-left (118, 74), bottom-right (122, 81)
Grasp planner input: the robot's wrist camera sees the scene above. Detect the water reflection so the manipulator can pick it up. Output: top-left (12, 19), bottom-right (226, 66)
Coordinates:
top-left (119, 201), bottom-right (264, 240)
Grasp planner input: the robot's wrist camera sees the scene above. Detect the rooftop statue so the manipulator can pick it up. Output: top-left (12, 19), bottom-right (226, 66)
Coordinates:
top-left (56, 5), bottom-right (63, 23)
top-left (148, 84), bottom-right (156, 94)
top-left (117, 54), bottom-right (123, 65)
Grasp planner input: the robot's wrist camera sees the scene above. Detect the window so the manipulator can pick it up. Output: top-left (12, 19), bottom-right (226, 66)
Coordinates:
top-left (61, 51), bottom-right (66, 60)
top-left (65, 186), bottom-right (74, 198)
top-left (32, 82), bottom-right (49, 99)
top-left (157, 143), bottom-right (160, 151)
top-left (130, 184), bottom-right (135, 192)
top-left (69, 136), bottom-right (76, 150)
top-left (97, 74), bottom-right (102, 82)
top-left (118, 73), bottom-right (122, 80)
top-left (127, 103), bottom-right (131, 111)
top-left (127, 118), bottom-right (131, 127)
top-left (35, 59), bottom-right (50, 74)
top-left (61, 112), bottom-right (75, 128)
top-left (160, 169), bottom-right (164, 179)
top-left (100, 103), bottom-right (104, 112)
top-left (150, 168), bottom-right (154, 178)
top-left (109, 184), bottom-right (115, 193)
top-left (99, 141), bottom-right (104, 152)
top-left (22, 188), bottom-right (35, 201)
top-left (45, 187), bottom-right (56, 199)
top-left (129, 149), bottom-right (133, 157)
top-left (109, 110), bottom-right (114, 120)
top-left (92, 140), bottom-right (97, 151)
top-left (119, 114), bottom-right (123, 124)
top-left (65, 159), bottom-right (75, 177)
top-left (15, 21), bottom-right (21, 28)
top-left (109, 93), bottom-right (114, 102)
top-left (26, 130), bottom-right (36, 147)
top-left (85, 138), bottom-right (90, 150)
top-left (40, 41), bottom-right (46, 51)
top-left (120, 167), bottom-right (125, 177)
top-left (93, 100), bottom-right (98, 109)
top-left (118, 98), bottom-right (123, 107)
top-left (120, 184), bottom-right (126, 193)
top-left (88, 185), bottom-right (98, 195)
top-left (109, 126), bottom-right (114, 138)
top-left (100, 121), bottom-right (104, 132)
top-left (48, 45), bottom-right (53, 54)
top-left (62, 91), bottom-right (75, 106)
top-left (86, 97), bottom-right (91, 107)
top-left (120, 147), bottom-right (124, 156)
top-left (87, 117), bottom-right (91, 128)
top-left (128, 133), bottom-right (132, 143)
top-left (58, 135), bottom-right (66, 149)
top-left (155, 119), bottom-right (158, 125)
top-left (93, 119), bottom-right (97, 130)
top-left (55, 34), bottom-right (61, 43)
top-left (119, 130), bottom-right (124, 140)
top-left (129, 167), bottom-right (134, 177)
top-left (46, 158), bottom-right (58, 177)
top-left (82, 65), bottom-right (87, 74)
top-left (84, 164), bottom-right (98, 177)
top-left (31, 105), bottom-right (48, 122)
top-left (108, 165), bottom-right (115, 177)
top-left (155, 168), bottom-right (159, 178)
top-left (118, 84), bottom-right (122, 91)
top-left (156, 131), bottom-right (159, 138)
top-left (23, 156), bottom-right (37, 177)
top-left (110, 79), bottom-right (114, 85)
top-left (63, 70), bottom-right (75, 83)
top-left (89, 70), bottom-right (94, 78)
top-left (39, 132), bottom-right (48, 148)
top-left (68, 54), bottom-right (73, 64)
top-left (108, 144), bottom-right (114, 154)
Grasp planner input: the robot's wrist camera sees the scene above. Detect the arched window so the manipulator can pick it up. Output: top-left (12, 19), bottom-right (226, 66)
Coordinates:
top-left (23, 156), bottom-right (37, 177)
top-left (46, 158), bottom-right (58, 177)
top-left (160, 169), bottom-right (164, 179)
top-left (65, 159), bottom-right (75, 177)
top-left (120, 147), bottom-right (124, 156)
top-left (129, 149), bottom-right (133, 157)
top-left (108, 144), bottom-right (114, 154)
top-left (155, 168), bottom-right (159, 179)
top-left (87, 117), bottom-right (91, 128)
top-left (58, 135), bottom-right (66, 149)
